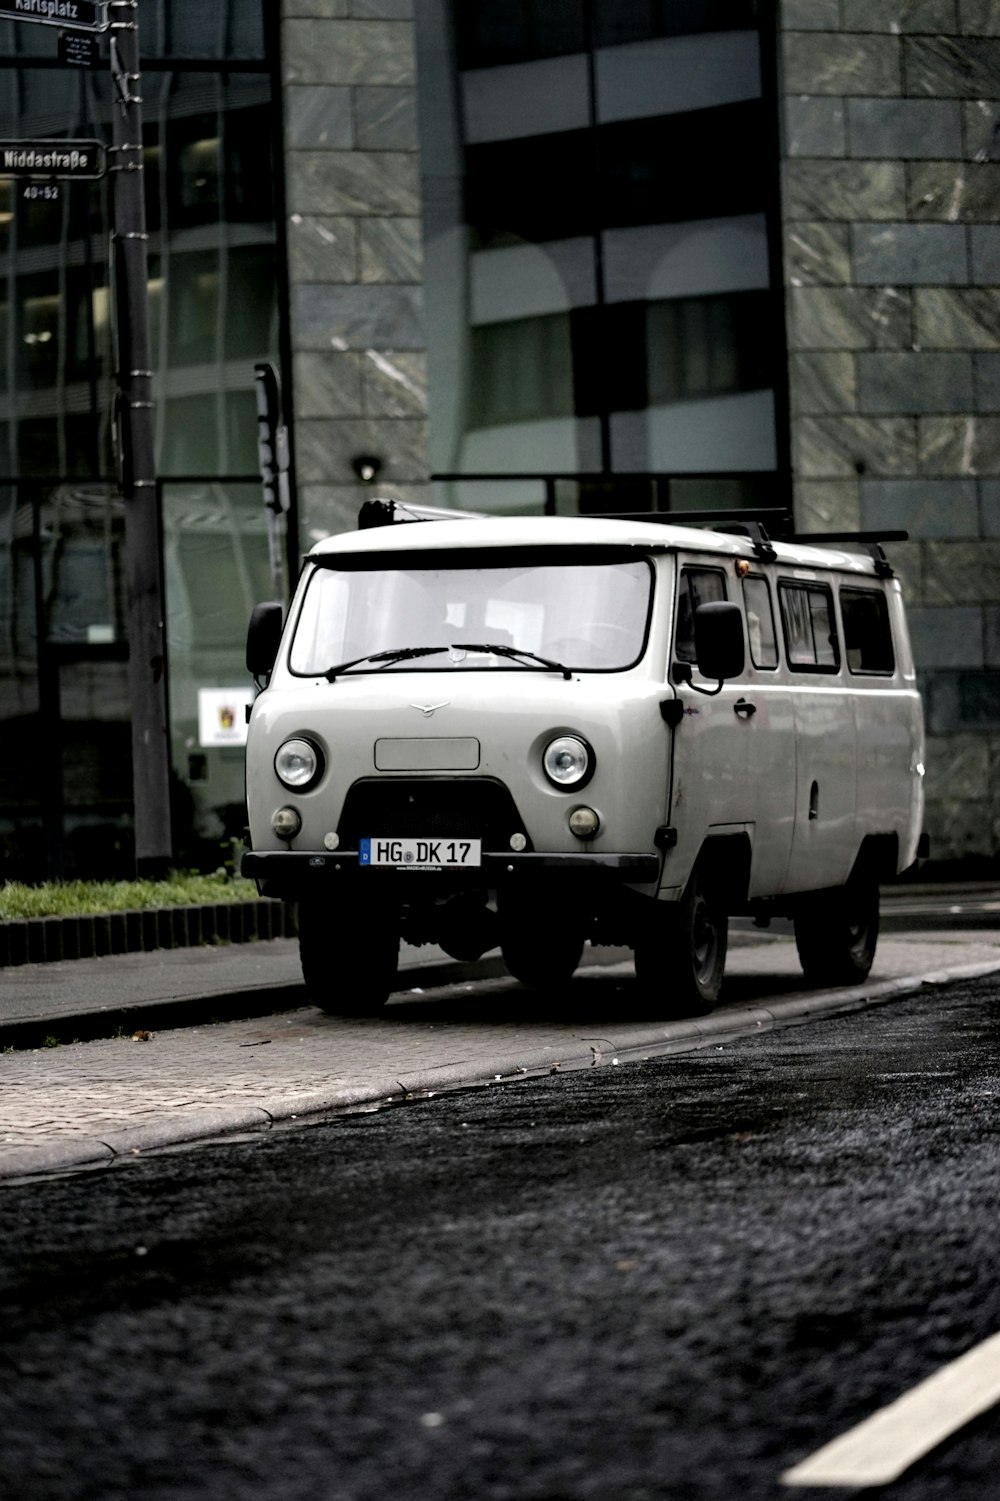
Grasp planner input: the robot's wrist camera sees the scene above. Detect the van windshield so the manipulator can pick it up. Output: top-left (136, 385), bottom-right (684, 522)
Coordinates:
top-left (289, 556), bottom-right (653, 676)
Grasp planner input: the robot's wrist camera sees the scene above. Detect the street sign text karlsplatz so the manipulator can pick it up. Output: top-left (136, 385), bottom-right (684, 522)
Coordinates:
top-left (0, 0), bottom-right (109, 31)
top-left (0, 140), bottom-right (106, 179)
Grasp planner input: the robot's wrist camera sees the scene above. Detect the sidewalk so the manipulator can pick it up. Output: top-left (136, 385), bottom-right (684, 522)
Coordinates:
top-left (1, 892), bottom-right (998, 1182)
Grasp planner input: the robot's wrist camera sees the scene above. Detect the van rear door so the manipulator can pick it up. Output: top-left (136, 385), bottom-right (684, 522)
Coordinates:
top-left (779, 575), bottom-right (858, 893)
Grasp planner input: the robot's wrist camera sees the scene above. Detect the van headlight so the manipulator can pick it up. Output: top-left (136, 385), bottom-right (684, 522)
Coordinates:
top-left (274, 737), bottom-right (322, 790)
top-left (542, 735), bottom-right (594, 790)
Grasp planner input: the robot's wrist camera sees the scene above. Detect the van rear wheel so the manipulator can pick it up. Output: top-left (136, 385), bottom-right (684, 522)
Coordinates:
top-left (298, 896), bottom-right (400, 1016)
top-left (793, 877), bottom-right (879, 985)
top-left (634, 865), bottom-right (727, 1017)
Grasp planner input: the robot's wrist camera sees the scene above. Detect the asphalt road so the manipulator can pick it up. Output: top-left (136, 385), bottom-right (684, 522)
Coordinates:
top-left (2, 972), bottom-right (1000, 1501)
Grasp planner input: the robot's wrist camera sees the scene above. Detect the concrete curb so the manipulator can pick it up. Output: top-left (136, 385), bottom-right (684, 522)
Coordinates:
top-left (4, 953), bottom-right (999, 1184)
top-left (0, 900), bottom-right (298, 969)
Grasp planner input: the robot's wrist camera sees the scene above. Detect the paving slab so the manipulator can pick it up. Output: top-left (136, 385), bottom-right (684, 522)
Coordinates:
top-left (2, 926), bottom-right (998, 1182)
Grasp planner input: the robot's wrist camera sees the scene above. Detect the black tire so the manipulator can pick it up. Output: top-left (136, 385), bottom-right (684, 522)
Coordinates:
top-left (793, 877), bottom-right (879, 985)
top-left (298, 895), bottom-right (399, 1016)
top-left (634, 864), bottom-right (728, 1017)
top-left (499, 898), bottom-right (584, 988)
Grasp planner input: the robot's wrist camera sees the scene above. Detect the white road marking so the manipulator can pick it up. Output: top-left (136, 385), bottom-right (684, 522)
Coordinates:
top-left (781, 1330), bottom-right (1000, 1488)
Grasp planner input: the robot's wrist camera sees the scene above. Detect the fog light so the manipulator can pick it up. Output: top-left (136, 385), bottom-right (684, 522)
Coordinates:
top-left (509, 832), bottom-right (527, 852)
top-left (272, 806), bottom-right (302, 840)
top-left (568, 806), bottom-right (600, 839)
top-left (323, 832), bottom-right (340, 851)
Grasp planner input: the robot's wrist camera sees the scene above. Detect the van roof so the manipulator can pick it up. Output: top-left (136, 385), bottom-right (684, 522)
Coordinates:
top-left (307, 512), bottom-right (890, 577)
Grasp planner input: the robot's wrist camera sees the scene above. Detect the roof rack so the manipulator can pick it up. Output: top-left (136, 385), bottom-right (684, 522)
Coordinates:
top-left (358, 498), bottom-right (485, 529)
top-left (598, 509), bottom-right (790, 560)
top-left (786, 529), bottom-right (909, 578)
top-left (357, 501), bottom-right (906, 577)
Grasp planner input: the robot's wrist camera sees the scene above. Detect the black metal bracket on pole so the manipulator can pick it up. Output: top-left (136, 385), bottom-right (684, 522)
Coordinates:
top-left (110, 0), bottom-right (172, 877)
top-left (254, 361), bottom-right (290, 607)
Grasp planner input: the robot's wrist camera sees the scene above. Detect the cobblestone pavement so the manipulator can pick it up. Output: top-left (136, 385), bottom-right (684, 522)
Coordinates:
top-left (2, 929), bottom-right (998, 1179)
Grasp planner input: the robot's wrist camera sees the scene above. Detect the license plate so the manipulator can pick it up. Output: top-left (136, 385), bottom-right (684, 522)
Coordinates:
top-left (359, 836), bottom-right (482, 869)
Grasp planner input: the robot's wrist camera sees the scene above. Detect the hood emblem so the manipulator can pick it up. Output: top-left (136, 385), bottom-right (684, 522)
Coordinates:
top-left (410, 701), bottom-right (449, 717)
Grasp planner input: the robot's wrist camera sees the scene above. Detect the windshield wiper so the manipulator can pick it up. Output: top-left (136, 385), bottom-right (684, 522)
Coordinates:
top-left (453, 642), bottom-right (572, 680)
top-left (325, 641), bottom-right (573, 681)
top-left (324, 646), bottom-right (446, 681)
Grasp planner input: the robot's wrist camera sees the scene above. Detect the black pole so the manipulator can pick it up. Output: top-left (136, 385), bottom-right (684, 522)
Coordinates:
top-left (109, 0), bottom-right (171, 877)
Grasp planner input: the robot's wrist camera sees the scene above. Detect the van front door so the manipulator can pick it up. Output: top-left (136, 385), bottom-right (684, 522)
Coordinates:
top-left (666, 559), bottom-right (753, 873)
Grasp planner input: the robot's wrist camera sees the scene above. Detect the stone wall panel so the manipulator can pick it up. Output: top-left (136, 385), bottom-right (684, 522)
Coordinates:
top-left (789, 352), bottom-right (857, 414)
top-left (904, 35), bottom-right (1000, 93)
top-left (783, 34), bottom-right (901, 96)
top-left (295, 417), bottom-right (428, 484)
top-left (784, 222), bottom-right (851, 284)
top-left (916, 288), bottom-right (1000, 348)
top-left (918, 415), bottom-right (1000, 473)
top-left (784, 97), bottom-right (845, 157)
top-left (796, 416), bottom-right (917, 477)
top-left (287, 150), bottom-right (420, 217)
top-left (292, 283), bottom-right (425, 351)
top-left (788, 286), bottom-right (912, 350)
top-left (847, 98), bottom-right (962, 158)
top-left (923, 540), bottom-right (1000, 603)
top-left (784, 160), bottom-right (906, 219)
top-left (843, 0), bottom-right (958, 30)
top-left (908, 161), bottom-right (1000, 220)
top-left (858, 352), bottom-right (974, 412)
top-left (861, 476), bottom-right (979, 533)
top-left (285, 19), bottom-right (415, 87)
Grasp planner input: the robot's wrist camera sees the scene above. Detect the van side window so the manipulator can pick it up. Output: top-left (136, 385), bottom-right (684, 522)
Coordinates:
top-left (779, 581), bottom-right (840, 671)
top-left (675, 567), bottom-right (727, 663)
top-left (742, 575), bottom-right (778, 669)
top-left (841, 587), bottom-right (895, 675)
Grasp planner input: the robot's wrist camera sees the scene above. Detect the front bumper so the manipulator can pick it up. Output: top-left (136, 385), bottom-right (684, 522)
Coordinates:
top-left (242, 848), bottom-right (660, 898)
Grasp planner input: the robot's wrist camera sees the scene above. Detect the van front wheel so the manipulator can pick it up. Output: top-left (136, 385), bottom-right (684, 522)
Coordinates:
top-left (634, 867), bottom-right (727, 1017)
top-left (793, 877), bottom-right (879, 986)
top-left (298, 896), bottom-right (399, 1016)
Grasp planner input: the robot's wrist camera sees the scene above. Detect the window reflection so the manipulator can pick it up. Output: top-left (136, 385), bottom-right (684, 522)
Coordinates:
top-left (419, 0), bottom-right (783, 493)
top-left (0, 65), bottom-right (277, 481)
top-left (0, 7), bottom-right (278, 878)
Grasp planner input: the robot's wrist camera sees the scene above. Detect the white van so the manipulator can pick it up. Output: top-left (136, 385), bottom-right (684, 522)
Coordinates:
top-left (242, 506), bottom-right (925, 1017)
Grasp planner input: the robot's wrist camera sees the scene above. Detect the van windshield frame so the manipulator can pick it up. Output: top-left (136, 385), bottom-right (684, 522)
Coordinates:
top-left (289, 545), bottom-right (657, 678)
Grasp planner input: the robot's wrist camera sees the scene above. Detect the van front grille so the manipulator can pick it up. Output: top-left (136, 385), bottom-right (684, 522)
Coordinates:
top-left (336, 777), bottom-right (530, 851)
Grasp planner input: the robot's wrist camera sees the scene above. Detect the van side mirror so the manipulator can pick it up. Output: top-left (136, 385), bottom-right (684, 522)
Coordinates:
top-left (694, 601), bottom-right (744, 681)
top-left (246, 601), bottom-right (283, 678)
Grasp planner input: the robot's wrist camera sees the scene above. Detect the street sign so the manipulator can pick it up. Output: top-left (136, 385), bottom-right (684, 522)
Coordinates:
top-left (0, 0), bottom-right (108, 31)
top-left (0, 139), bottom-right (106, 179)
top-left (58, 29), bottom-right (99, 66)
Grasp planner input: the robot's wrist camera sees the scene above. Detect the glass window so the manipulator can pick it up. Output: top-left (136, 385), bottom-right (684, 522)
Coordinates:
top-left (841, 587), bottom-right (894, 675)
top-left (290, 556), bottom-right (653, 675)
top-left (779, 582), bottom-right (840, 672)
top-left (594, 0), bottom-right (761, 49)
top-left (420, 0), bottom-right (784, 497)
top-left (456, 0), bottom-right (586, 69)
top-left (675, 565), bottom-right (726, 663)
top-left (742, 574), bottom-right (777, 668)
top-left (469, 314), bottom-right (574, 425)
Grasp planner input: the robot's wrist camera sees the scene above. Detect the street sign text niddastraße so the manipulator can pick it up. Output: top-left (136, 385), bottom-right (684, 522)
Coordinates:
top-left (0, 0), bottom-right (108, 31)
top-left (0, 139), bottom-right (106, 179)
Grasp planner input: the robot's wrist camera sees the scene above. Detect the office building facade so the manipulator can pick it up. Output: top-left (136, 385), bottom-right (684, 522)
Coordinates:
top-left (0, 0), bottom-right (996, 876)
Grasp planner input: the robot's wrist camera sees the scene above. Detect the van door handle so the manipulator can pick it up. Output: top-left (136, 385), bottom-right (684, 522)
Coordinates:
top-left (733, 698), bottom-right (756, 717)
